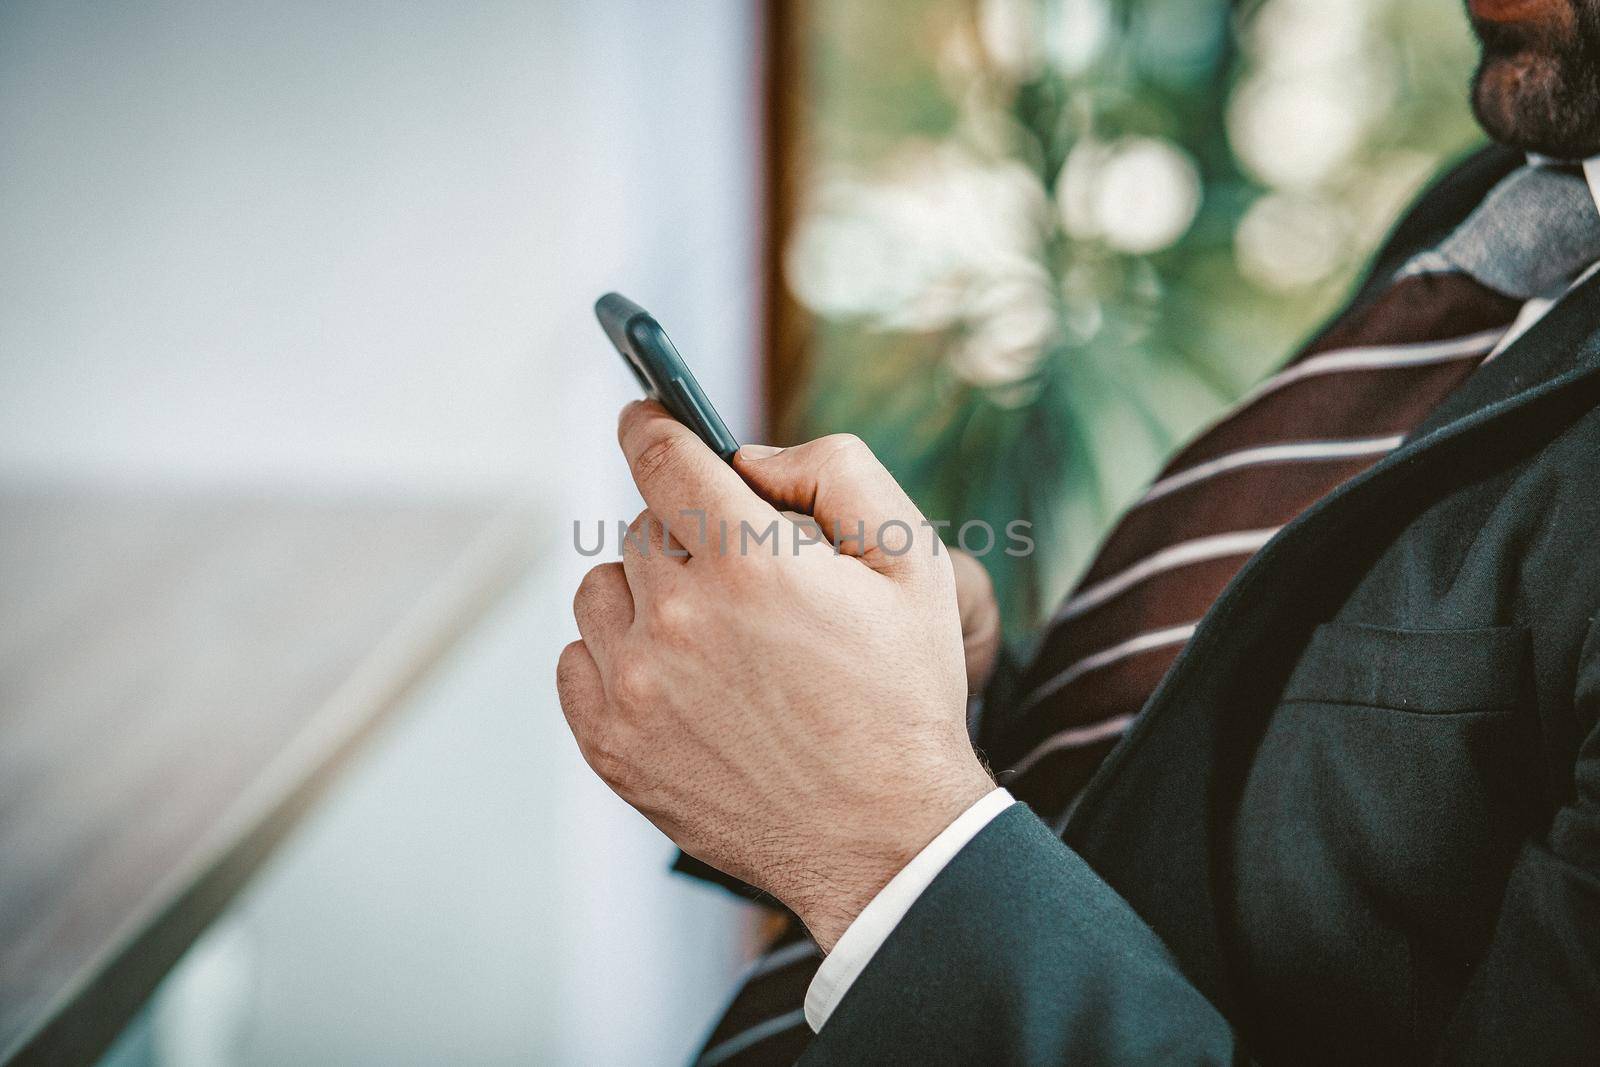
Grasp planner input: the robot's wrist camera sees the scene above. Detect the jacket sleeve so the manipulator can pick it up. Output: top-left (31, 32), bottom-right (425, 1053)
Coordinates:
top-left (1432, 627), bottom-right (1600, 1064)
top-left (800, 802), bottom-right (1247, 1066)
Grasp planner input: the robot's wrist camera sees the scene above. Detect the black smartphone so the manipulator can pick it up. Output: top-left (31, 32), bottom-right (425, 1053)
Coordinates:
top-left (595, 292), bottom-right (740, 462)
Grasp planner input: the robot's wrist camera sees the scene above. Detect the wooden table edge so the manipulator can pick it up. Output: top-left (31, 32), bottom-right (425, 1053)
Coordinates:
top-left (2, 503), bottom-right (539, 1067)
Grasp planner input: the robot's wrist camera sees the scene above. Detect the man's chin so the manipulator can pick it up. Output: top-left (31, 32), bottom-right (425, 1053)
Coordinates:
top-left (1472, 51), bottom-right (1600, 157)
top-left (1472, 52), bottom-right (1549, 140)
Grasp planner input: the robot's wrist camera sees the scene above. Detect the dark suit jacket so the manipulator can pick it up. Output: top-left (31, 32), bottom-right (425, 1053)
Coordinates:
top-left (802, 144), bottom-right (1600, 1065)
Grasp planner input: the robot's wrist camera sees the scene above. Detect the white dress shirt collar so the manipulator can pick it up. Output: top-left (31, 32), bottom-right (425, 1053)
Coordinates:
top-left (1477, 153), bottom-right (1600, 361)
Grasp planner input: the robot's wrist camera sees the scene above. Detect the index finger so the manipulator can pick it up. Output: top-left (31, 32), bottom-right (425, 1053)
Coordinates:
top-left (617, 400), bottom-right (776, 557)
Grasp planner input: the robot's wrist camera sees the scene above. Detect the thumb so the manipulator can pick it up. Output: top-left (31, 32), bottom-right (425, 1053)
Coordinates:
top-left (734, 434), bottom-right (936, 574)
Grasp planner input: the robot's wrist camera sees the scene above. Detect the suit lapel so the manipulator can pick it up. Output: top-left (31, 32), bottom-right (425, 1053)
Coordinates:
top-left (1058, 190), bottom-right (1600, 1020)
top-left (1412, 267), bottom-right (1600, 436)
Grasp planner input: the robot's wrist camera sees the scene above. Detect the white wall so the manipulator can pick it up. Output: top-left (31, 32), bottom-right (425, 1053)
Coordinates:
top-left (1, 2), bottom-right (761, 1063)
top-left (0, 0), bottom-right (761, 495)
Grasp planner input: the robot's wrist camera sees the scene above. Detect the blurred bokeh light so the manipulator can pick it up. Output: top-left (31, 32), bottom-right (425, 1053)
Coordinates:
top-left (782, 0), bottom-right (1482, 634)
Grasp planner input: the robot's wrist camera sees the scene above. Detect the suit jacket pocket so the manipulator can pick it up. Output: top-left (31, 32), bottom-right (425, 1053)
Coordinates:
top-left (1279, 622), bottom-right (1526, 714)
top-left (1232, 622), bottom-right (1534, 1059)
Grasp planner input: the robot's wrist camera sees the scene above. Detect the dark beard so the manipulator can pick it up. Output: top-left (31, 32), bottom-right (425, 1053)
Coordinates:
top-left (1471, 4), bottom-right (1600, 158)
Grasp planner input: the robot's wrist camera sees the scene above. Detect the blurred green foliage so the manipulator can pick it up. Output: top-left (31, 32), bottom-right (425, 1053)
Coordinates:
top-left (785, 0), bottom-right (1483, 639)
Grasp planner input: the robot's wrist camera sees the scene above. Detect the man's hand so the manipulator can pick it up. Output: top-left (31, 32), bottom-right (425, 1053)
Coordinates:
top-left (557, 401), bottom-right (994, 949)
top-left (949, 547), bottom-right (1001, 696)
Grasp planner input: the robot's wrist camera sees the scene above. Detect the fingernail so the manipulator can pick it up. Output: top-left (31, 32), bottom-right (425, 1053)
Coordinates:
top-left (739, 444), bottom-right (784, 460)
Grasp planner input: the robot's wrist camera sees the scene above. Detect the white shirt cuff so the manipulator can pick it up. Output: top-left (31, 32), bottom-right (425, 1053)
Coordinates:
top-left (802, 787), bottom-right (1016, 1031)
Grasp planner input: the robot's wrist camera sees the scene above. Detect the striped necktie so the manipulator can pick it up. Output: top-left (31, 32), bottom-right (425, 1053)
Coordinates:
top-left (688, 163), bottom-right (1599, 1067)
top-left (981, 268), bottom-right (1523, 819)
top-left (984, 162), bottom-right (1598, 822)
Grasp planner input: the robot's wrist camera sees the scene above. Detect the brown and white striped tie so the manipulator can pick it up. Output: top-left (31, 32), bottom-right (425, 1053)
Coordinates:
top-left (986, 161), bottom-right (1599, 822)
top-left (981, 269), bottom-right (1522, 820)
top-left (689, 162), bottom-right (1600, 1066)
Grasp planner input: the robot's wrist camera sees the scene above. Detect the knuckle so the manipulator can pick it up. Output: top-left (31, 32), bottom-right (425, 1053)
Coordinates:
top-left (611, 656), bottom-right (657, 710)
top-left (829, 431), bottom-right (868, 453)
top-left (648, 591), bottom-right (694, 638)
top-left (573, 564), bottom-right (602, 608)
top-left (632, 434), bottom-right (688, 486)
top-left (574, 563), bottom-right (622, 616)
top-left (581, 727), bottom-right (634, 788)
top-left (820, 432), bottom-right (866, 459)
top-left (817, 433), bottom-right (872, 478)
top-left (572, 574), bottom-right (594, 616)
